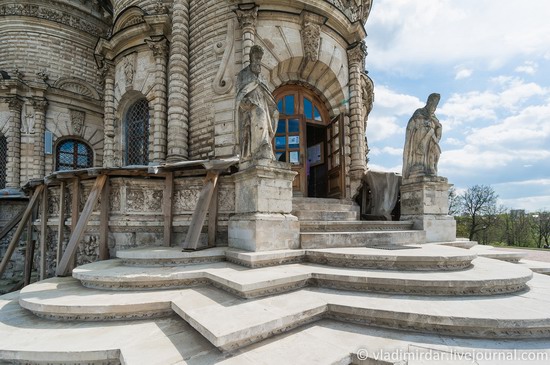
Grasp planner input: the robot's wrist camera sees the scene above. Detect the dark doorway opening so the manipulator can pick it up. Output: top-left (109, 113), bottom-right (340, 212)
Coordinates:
top-left (306, 124), bottom-right (327, 198)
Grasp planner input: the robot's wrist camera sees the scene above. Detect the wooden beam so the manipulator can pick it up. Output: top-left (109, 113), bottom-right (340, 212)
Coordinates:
top-left (24, 212), bottom-right (35, 287)
top-left (0, 185), bottom-right (44, 279)
top-left (56, 175), bottom-right (107, 277)
top-left (207, 183), bottom-right (219, 248)
top-left (56, 181), bottom-right (66, 266)
top-left (99, 176), bottom-right (110, 260)
top-left (39, 185), bottom-right (48, 280)
top-left (69, 177), bottom-right (80, 271)
top-left (182, 171), bottom-right (219, 251)
top-left (163, 172), bottom-right (174, 247)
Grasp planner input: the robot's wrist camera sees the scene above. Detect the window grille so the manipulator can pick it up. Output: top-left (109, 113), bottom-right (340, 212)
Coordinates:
top-left (0, 134), bottom-right (7, 189)
top-left (56, 139), bottom-right (93, 171)
top-left (125, 99), bottom-right (149, 166)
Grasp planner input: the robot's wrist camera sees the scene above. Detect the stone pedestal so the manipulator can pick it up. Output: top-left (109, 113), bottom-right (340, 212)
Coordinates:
top-left (229, 159), bottom-right (300, 251)
top-left (400, 176), bottom-right (456, 243)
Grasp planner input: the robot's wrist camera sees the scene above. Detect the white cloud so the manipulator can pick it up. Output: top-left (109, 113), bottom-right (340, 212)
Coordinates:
top-left (367, 163), bottom-right (402, 174)
top-left (444, 137), bottom-right (463, 146)
top-left (515, 61), bottom-right (538, 75)
top-left (455, 68), bottom-right (473, 80)
top-left (498, 196), bottom-right (550, 212)
top-left (370, 146), bottom-right (402, 156)
top-left (368, 0), bottom-right (550, 70)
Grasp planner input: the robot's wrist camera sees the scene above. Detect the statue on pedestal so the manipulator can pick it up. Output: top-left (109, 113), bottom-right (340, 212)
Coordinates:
top-left (402, 93), bottom-right (442, 179)
top-left (236, 45), bottom-right (279, 162)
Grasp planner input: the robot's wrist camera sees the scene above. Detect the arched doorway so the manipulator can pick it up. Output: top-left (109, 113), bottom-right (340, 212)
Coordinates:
top-left (274, 86), bottom-right (345, 198)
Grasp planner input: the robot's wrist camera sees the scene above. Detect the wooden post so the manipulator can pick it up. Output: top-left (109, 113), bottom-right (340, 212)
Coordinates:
top-left (99, 176), bottom-right (110, 260)
top-left (56, 175), bottom-right (107, 277)
top-left (69, 177), bottom-right (80, 271)
top-left (182, 171), bottom-right (219, 250)
top-left (163, 172), bottom-right (174, 247)
top-left (0, 185), bottom-right (44, 279)
top-left (207, 183), bottom-right (219, 248)
top-left (24, 210), bottom-right (35, 286)
top-left (39, 185), bottom-right (48, 280)
top-left (56, 181), bottom-right (66, 266)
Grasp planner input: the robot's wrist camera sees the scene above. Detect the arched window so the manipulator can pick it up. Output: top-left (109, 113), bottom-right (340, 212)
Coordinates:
top-left (125, 98), bottom-right (149, 165)
top-left (0, 133), bottom-right (7, 189)
top-left (56, 139), bottom-right (94, 171)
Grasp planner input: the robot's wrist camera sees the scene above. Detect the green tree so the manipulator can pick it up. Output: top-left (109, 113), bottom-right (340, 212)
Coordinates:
top-left (460, 185), bottom-right (499, 242)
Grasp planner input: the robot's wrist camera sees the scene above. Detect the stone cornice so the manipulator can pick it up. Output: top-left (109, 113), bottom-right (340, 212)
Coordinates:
top-left (0, 1), bottom-right (109, 37)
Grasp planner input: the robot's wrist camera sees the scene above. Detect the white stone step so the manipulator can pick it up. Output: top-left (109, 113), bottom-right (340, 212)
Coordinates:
top-left (67, 258), bottom-right (532, 297)
top-left (16, 274), bottom-right (550, 353)
top-left (292, 197), bottom-right (359, 211)
top-left (294, 210), bottom-right (359, 221)
top-left (470, 245), bottom-right (526, 262)
top-left (117, 246), bottom-right (227, 266)
top-left (300, 230), bottom-right (426, 249)
top-left (173, 274), bottom-right (550, 351)
top-left (299, 220), bottom-right (414, 232)
top-left (7, 286), bottom-right (550, 365)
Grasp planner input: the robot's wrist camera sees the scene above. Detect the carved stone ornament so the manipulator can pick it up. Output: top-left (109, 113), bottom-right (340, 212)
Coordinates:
top-left (301, 21), bottom-right (321, 62)
top-left (146, 38), bottom-right (169, 58)
top-left (70, 109), bottom-right (86, 135)
top-left (37, 69), bottom-right (49, 82)
top-left (3, 97), bottom-right (24, 111)
top-left (23, 112), bottom-right (34, 134)
top-left (235, 6), bottom-right (258, 31)
top-left (324, 0), bottom-right (372, 23)
top-left (212, 19), bottom-right (235, 95)
top-left (32, 99), bottom-right (48, 113)
top-left (13, 68), bottom-right (24, 80)
top-left (347, 41), bottom-right (367, 67)
top-left (124, 55), bottom-right (135, 89)
top-left (154, 1), bottom-right (167, 14)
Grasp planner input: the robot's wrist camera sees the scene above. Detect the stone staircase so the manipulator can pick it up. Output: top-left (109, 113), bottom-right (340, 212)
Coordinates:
top-left (2, 198), bottom-right (550, 364)
top-left (292, 197), bottom-right (425, 248)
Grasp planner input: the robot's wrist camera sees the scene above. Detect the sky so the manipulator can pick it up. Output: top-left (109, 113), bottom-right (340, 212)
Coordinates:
top-left (364, 0), bottom-right (550, 212)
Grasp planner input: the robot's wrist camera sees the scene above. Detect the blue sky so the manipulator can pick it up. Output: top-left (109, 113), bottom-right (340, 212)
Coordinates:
top-left (365, 0), bottom-right (550, 212)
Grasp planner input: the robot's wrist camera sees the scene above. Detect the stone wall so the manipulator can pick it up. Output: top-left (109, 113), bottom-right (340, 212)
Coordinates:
top-left (0, 199), bottom-right (28, 281)
top-left (39, 174), bottom-right (235, 276)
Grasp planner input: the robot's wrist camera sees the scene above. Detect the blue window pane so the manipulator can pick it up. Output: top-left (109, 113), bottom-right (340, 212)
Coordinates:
top-left (277, 120), bottom-right (286, 134)
top-left (288, 136), bottom-right (300, 149)
top-left (77, 155), bottom-right (88, 167)
top-left (77, 143), bottom-right (87, 154)
top-left (288, 119), bottom-right (299, 133)
top-left (304, 98), bottom-right (313, 119)
top-left (284, 95), bottom-right (294, 114)
top-left (276, 152), bottom-right (286, 162)
top-left (314, 107), bottom-right (322, 121)
top-left (60, 141), bottom-right (73, 152)
top-left (277, 99), bottom-right (283, 113)
top-left (275, 136), bottom-right (286, 149)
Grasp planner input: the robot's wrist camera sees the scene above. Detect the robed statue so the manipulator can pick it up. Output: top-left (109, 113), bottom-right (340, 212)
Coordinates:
top-left (236, 45), bottom-right (279, 161)
top-left (402, 93), bottom-right (442, 179)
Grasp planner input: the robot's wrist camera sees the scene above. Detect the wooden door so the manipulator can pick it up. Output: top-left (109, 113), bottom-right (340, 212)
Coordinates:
top-left (326, 115), bottom-right (345, 198)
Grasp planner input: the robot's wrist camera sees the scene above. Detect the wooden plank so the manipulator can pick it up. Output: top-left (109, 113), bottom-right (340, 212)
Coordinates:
top-left (56, 175), bottom-right (107, 277)
top-left (99, 176), bottom-right (110, 260)
top-left (207, 183), bottom-right (219, 248)
top-left (0, 185), bottom-right (44, 279)
top-left (69, 177), bottom-right (80, 271)
top-left (56, 181), bottom-right (66, 266)
top-left (182, 171), bottom-right (219, 251)
top-left (24, 217), bottom-right (35, 286)
top-left (163, 172), bottom-right (174, 247)
top-left (39, 185), bottom-right (48, 280)
top-left (0, 207), bottom-right (25, 242)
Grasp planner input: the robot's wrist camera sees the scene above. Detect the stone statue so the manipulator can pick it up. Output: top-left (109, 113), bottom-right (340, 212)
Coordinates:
top-left (402, 93), bottom-right (442, 179)
top-left (236, 45), bottom-right (279, 161)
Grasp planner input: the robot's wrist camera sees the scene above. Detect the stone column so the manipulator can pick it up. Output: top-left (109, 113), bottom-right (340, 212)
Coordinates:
top-left (235, 5), bottom-right (258, 68)
top-left (228, 160), bottom-right (300, 252)
top-left (400, 176), bottom-right (457, 243)
top-left (100, 61), bottom-right (116, 167)
top-left (166, 0), bottom-right (190, 162)
top-left (147, 37), bottom-right (169, 163)
top-left (32, 98), bottom-right (48, 179)
top-left (3, 97), bottom-right (23, 188)
top-left (347, 41), bottom-right (368, 196)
